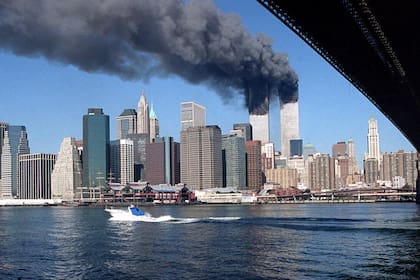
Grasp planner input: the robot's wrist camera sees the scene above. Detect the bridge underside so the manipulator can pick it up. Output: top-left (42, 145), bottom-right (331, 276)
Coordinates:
top-left (257, 0), bottom-right (420, 152)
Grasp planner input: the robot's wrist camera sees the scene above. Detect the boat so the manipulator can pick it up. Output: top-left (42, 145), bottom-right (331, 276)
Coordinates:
top-left (105, 205), bottom-right (145, 218)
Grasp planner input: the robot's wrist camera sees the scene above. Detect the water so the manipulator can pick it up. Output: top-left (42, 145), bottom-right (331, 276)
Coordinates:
top-left (1, 203), bottom-right (419, 279)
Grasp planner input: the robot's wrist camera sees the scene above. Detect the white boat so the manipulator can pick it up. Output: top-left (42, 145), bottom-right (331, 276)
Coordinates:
top-left (195, 188), bottom-right (242, 204)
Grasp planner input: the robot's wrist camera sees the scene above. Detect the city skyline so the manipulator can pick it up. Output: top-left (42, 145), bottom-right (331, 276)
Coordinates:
top-left (0, 0), bottom-right (416, 167)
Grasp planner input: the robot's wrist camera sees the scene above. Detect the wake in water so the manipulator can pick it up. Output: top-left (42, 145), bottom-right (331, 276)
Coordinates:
top-left (105, 208), bottom-right (240, 224)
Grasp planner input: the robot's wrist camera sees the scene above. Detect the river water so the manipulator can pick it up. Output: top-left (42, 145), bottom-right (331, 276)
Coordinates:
top-left (0, 203), bottom-right (419, 279)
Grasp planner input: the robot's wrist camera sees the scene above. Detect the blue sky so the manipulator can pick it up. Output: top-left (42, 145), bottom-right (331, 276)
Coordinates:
top-left (0, 0), bottom-right (415, 167)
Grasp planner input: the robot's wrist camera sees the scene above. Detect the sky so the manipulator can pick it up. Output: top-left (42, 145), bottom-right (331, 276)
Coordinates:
top-left (0, 0), bottom-right (415, 168)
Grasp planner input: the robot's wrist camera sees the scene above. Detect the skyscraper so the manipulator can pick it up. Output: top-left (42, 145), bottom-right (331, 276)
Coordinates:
top-left (245, 140), bottom-right (262, 189)
top-left (1, 126), bottom-right (30, 198)
top-left (51, 137), bottom-right (82, 201)
top-left (307, 153), bottom-right (335, 190)
top-left (332, 141), bottom-right (347, 158)
top-left (181, 101), bottom-right (206, 131)
top-left (146, 137), bottom-right (180, 185)
top-left (149, 104), bottom-right (159, 142)
top-left (181, 125), bottom-right (222, 189)
top-left (116, 109), bottom-right (137, 139)
top-left (110, 139), bottom-right (134, 184)
top-left (290, 139), bottom-right (303, 157)
top-left (0, 122), bottom-right (8, 179)
top-left (347, 138), bottom-right (359, 174)
top-left (222, 135), bottom-right (246, 189)
top-left (232, 123), bottom-right (252, 141)
top-left (83, 108), bottom-right (110, 187)
top-left (127, 133), bottom-right (149, 181)
top-left (280, 101), bottom-right (300, 157)
top-left (18, 153), bottom-right (56, 199)
top-left (137, 90), bottom-right (150, 135)
top-left (249, 97), bottom-right (269, 144)
top-left (366, 116), bottom-right (381, 166)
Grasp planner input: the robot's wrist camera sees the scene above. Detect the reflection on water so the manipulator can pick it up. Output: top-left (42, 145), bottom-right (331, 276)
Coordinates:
top-left (0, 203), bottom-right (419, 279)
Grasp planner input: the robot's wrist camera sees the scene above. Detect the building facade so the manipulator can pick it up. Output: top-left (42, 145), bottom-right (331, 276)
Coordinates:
top-left (367, 116), bottom-right (381, 168)
top-left (222, 135), bottom-right (246, 189)
top-left (82, 108), bottom-right (110, 187)
top-left (232, 123), bottom-right (252, 141)
top-left (381, 150), bottom-right (418, 187)
top-left (280, 101), bottom-right (299, 157)
top-left (110, 139), bottom-right (134, 184)
top-left (137, 90), bottom-right (150, 135)
top-left (18, 153), bottom-right (56, 199)
top-left (51, 137), bottom-right (82, 201)
top-left (180, 101), bottom-right (206, 131)
top-left (245, 140), bottom-right (262, 189)
top-left (149, 104), bottom-right (159, 142)
top-left (127, 133), bottom-right (149, 181)
top-left (181, 126), bottom-right (222, 189)
top-left (307, 154), bottom-right (335, 190)
top-left (0, 122), bottom-right (8, 181)
top-left (116, 109), bottom-right (137, 140)
top-left (364, 158), bottom-right (379, 186)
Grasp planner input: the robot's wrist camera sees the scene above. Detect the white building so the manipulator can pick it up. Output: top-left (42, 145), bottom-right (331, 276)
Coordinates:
top-left (366, 116), bottom-right (381, 167)
top-left (180, 101), bottom-right (206, 131)
top-left (137, 90), bottom-right (150, 135)
top-left (280, 101), bottom-right (300, 157)
top-left (51, 137), bottom-right (82, 201)
top-left (1, 131), bottom-right (12, 198)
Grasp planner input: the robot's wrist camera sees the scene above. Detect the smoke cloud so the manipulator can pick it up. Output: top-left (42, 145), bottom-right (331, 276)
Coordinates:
top-left (0, 0), bottom-right (298, 113)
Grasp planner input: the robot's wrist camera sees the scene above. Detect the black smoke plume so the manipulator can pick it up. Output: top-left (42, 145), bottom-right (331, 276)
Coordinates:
top-left (0, 0), bottom-right (298, 113)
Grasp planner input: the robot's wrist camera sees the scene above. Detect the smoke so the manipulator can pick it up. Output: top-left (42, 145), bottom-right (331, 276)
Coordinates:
top-left (0, 0), bottom-right (298, 113)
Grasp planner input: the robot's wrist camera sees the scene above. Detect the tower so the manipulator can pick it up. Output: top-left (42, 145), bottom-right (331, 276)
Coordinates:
top-left (222, 135), bottom-right (246, 189)
top-left (181, 125), bottom-right (222, 189)
top-left (137, 90), bottom-right (150, 135)
top-left (366, 116), bottom-right (381, 168)
top-left (51, 137), bottom-right (82, 201)
top-left (0, 122), bottom-right (8, 179)
top-left (149, 104), bottom-right (159, 142)
top-left (180, 101), bottom-right (206, 131)
top-left (249, 97), bottom-right (269, 144)
top-left (116, 109), bottom-right (137, 139)
top-left (82, 108), bottom-right (110, 187)
top-left (280, 101), bottom-right (300, 157)
top-left (1, 131), bottom-right (12, 198)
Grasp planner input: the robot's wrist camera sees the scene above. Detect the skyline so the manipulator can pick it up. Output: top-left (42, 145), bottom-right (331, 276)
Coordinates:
top-left (0, 0), bottom-right (415, 167)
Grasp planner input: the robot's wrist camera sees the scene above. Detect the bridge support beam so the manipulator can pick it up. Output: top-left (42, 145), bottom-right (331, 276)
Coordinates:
top-left (417, 158), bottom-right (420, 204)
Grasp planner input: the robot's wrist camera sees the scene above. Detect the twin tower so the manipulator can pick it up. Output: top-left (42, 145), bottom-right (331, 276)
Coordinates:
top-left (249, 97), bottom-right (300, 158)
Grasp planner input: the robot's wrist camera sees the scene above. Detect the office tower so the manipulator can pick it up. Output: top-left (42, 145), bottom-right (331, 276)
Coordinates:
top-left (51, 137), bottom-right (82, 201)
top-left (137, 90), bottom-right (150, 135)
top-left (18, 153), bottom-right (56, 199)
top-left (181, 101), bottom-right (206, 131)
top-left (149, 104), bottom-right (159, 142)
top-left (280, 101), bottom-right (299, 157)
top-left (366, 116), bottom-right (381, 166)
top-left (222, 135), bottom-right (246, 189)
top-left (2, 126), bottom-right (30, 198)
top-left (181, 126), bottom-right (222, 189)
top-left (0, 122), bottom-right (8, 179)
top-left (249, 97), bottom-right (269, 144)
top-left (245, 140), bottom-right (262, 189)
top-left (332, 141), bottom-right (347, 158)
top-left (110, 139), bottom-right (134, 184)
top-left (307, 154), bottom-right (335, 190)
top-left (381, 150), bottom-right (418, 187)
top-left (265, 166), bottom-right (298, 187)
top-left (83, 108), bottom-right (110, 187)
top-left (348, 138), bottom-right (359, 174)
top-left (1, 131), bottom-right (12, 198)
top-left (146, 137), bottom-right (180, 185)
top-left (127, 133), bottom-right (149, 181)
top-left (116, 109), bottom-right (137, 140)
top-left (232, 123), bottom-right (252, 141)
top-left (290, 139), bottom-right (303, 157)
top-left (364, 158), bottom-right (379, 185)
top-left (303, 143), bottom-right (317, 159)
top-left (261, 142), bottom-right (275, 171)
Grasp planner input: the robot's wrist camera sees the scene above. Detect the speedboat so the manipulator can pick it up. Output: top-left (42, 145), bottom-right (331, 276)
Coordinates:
top-left (105, 205), bottom-right (144, 218)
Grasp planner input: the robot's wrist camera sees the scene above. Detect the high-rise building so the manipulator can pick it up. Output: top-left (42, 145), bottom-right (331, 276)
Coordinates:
top-left (181, 125), bottom-right (222, 189)
top-left (303, 143), bottom-right (317, 159)
top-left (149, 104), bottom-right (159, 142)
top-left (116, 109), bottom-right (137, 140)
top-left (287, 156), bottom-right (305, 186)
top-left (51, 137), bottom-right (82, 201)
top-left (18, 153), bottom-right (56, 199)
top-left (0, 122), bottom-right (8, 179)
top-left (366, 116), bottom-right (381, 167)
top-left (110, 139), bottom-right (134, 184)
top-left (137, 90), bottom-right (150, 135)
top-left (348, 138), bottom-right (359, 174)
top-left (280, 101), bottom-right (300, 157)
top-left (332, 141), bottom-right (347, 158)
top-left (307, 153), bottom-right (335, 190)
top-left (245, 140), bottom-right (262, 189)
top-left (127, 133), bottom-right (149, 181)
top-left (290, 139), bottom-right (303, 157)
top-left (265, 166), bottom-right (298, 188)
top-left (364, 158), bottom-right (379, 185)
top-left (249, 97), bottom-right (269, 144)
top-left (1, 126), bottom-right (30, 198)
top-left (146, 137), bottom-right (180, 185)
top-left (222, 135), bottom-right (246, 189)
top-left (232, 123), bottom-right (252, 141)
top-left (381, 150), bottom-right (418, 187)
top-left (261, 142), bottom-right (275, 171)
top-left (180, 101), bottom-right (206, 131)
top-left (83, 108), bottom-right (110, 187)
